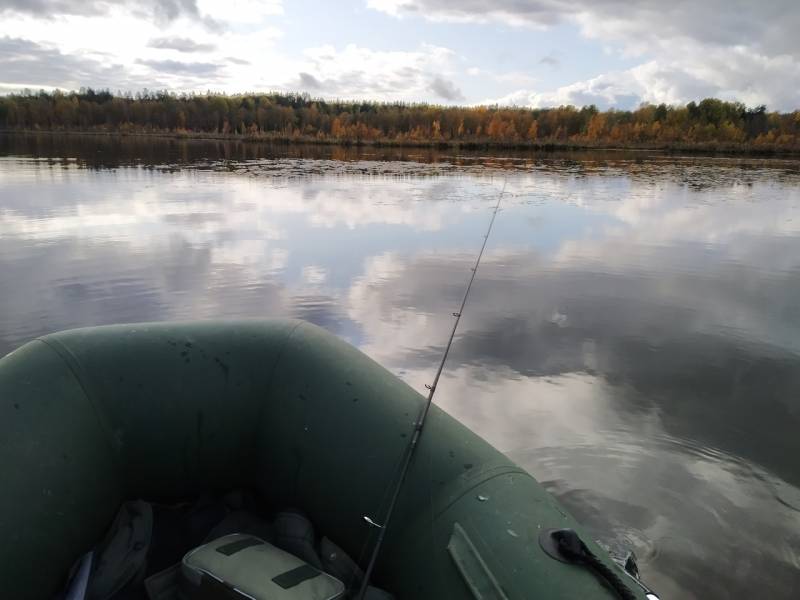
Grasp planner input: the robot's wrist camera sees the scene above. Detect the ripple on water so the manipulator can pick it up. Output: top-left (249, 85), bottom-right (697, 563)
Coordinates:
top-left (512, 429), bottom-right (800, 600)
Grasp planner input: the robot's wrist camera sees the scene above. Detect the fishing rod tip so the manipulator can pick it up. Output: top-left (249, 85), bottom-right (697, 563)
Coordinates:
top-left (363, 516), bottom-right (384, 529)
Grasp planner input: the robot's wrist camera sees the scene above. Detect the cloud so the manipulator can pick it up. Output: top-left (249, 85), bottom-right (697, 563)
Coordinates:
top-left (487, 53), bottom-right (800, 110)
top-left (0, 0), bottom-right (206, 22)
top-left (136, 58), bottom-right (223, 78)
top-left (369, 0), bottom-right (800, 110)
top-left (428, 75), bottom-right (464, 101)
top-left (366, 0), bottom-right (562, 27)
top-left (147, 36), bottom-right (216, 53)
top-left (297, 72), bottom-right (322, 90)
top-left (0, 0), bottom-right (286, 93)
top-left (0, 36), bottom-right (162, 90)
top-left (539, 53), bottom-right (559, 68)
top-left (196, 0), bottom-right (283, 24)
top-left (368, 0), bottom-right (799, 51)
top-left (484, 69), bottom-right (647, 109)
top-left (288, 43), bottom-right (461, 102)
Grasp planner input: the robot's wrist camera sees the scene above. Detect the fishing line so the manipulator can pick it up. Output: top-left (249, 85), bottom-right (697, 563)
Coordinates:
top-left (356, 178), bottom-right (507, 599)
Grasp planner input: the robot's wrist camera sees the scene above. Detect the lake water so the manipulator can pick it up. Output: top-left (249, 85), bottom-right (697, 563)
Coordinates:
top-left (2, 134), bottom-right (800, 599)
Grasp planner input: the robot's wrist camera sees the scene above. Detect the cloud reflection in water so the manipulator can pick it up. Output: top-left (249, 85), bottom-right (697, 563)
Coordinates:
top-left (1, 153), bottom-right (799, 599)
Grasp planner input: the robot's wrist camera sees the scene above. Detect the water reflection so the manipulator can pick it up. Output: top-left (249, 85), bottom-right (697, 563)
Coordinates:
top-left (1, 137), bottom-right (800, 599)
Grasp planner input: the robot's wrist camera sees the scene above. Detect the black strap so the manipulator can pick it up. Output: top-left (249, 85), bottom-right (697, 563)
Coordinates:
top-left (215, 537), bottom-right (264, 556)
top-left (272, 564), bottom-right (321, 589)
top-left (551, 529), bottom-right (638, 600)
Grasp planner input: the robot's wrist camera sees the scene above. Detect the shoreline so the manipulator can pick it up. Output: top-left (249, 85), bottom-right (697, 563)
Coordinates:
top-left (3, 128), bottom-right (799, 158)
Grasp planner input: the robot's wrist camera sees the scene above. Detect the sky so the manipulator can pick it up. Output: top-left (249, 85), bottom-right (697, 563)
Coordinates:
top-left (0, 0), bottom-right (799, 110)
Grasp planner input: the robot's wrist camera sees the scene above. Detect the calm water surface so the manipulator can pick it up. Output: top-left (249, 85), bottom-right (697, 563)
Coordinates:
top-left (2, 135), bottom-right (800, 599)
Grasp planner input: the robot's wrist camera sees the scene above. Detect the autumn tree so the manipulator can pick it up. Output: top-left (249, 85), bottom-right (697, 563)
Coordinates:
top-left (0, 90), bottom-right (797, 150)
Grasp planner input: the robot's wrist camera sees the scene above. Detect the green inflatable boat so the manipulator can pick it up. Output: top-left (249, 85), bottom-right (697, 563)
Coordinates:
top-left (0, 320), bottom-right (657, 600)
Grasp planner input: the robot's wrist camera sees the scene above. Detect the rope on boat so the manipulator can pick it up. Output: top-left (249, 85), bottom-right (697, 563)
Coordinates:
top-left (356, 179), bottom-right (507, 600)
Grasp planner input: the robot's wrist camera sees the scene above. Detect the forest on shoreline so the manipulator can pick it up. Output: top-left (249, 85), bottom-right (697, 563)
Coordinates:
top-left (2, 89), bottom-right (800, 153)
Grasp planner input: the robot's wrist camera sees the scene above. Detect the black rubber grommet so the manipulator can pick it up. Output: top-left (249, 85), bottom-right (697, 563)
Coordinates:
top-left (538, 528), bottom-right (573, 564)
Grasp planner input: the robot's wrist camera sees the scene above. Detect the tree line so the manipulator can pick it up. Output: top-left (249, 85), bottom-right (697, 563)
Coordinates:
top-left (1, 89), bottom-right (799, 151)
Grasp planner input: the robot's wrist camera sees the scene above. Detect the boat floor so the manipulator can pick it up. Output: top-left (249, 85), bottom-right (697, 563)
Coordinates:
top-left (69, 488), bottom-right (380, 600)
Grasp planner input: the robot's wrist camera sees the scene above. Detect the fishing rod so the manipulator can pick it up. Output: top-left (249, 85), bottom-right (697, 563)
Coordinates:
top-left (357, 180), bottom-right (507, 599)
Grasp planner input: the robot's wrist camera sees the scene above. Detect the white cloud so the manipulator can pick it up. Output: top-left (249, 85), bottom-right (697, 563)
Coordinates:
top-left (0, 7), bottom-right (234, 88)
top-left (428, 74), bottom-right (464, 101)
top-left (371, 0), bottom-right (800, 110)
top-left (486, 52), bottom-right (800, 110)
top-left (366, 0), bottom-right (557, 27)
top-left (1, 0), bottom-right (204, 21)
top-left (0, 36), bottom-right (160, 91)
top-left (291, 43), bottom-right (461, 102)
top-left (2, 0), bottom-right (799, 108)
top-left (147, 36), bottom-right (216, 53)
top-left (483, 64), bottom-right (663, 109)
top-left (0, 2), bottom-right (286, 92)
top-left (368, 0), bottom-right (800, 52)
top-left (196, 0), bottom-right (282, 23)
top-left (0, 3), bottom-right (460, 101)
top-left (0, 0), bottom-right (464, 103)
